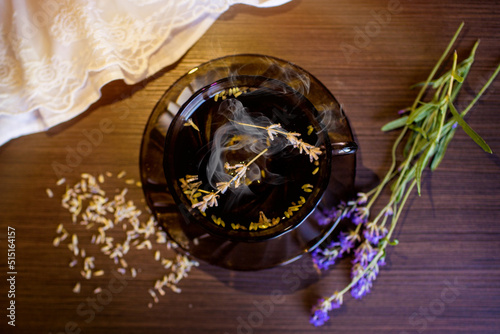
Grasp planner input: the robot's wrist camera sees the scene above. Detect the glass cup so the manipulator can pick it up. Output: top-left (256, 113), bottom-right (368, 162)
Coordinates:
top-left (163, 75), bottom-right (356, 243)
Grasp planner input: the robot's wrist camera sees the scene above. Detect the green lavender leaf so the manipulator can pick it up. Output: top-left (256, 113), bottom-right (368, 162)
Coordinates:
top-left (430, 127), bottom-right (457, 171)
top-left (431, 60), bottom-right (468, 89)
top-left (448, 101), bottom-right (492, 153)
top-left (431, 42), bottom-right (478, 93)
top-left (451, 68), bottom-right (464, 83)
top-left (408, 124), bottom-right (428, 140)
top-left (431, 72), bottom-right (453, 89)
top-left (403, 131), bottom-right (418, 157)
top-left (394, 176), bottom-right (408, 202)
top-left (415, 142), bottom-right (437, 195)
top-left (408, 102), bottom-right (437, 124)
top-left (413, 130), bottom-right (433, 156)
top-left (381, 116), bottom-right (408, 131)
top-left (388, 239), bottom-right (399, 246)
top-left (450, 59), bottom-right (476, 101)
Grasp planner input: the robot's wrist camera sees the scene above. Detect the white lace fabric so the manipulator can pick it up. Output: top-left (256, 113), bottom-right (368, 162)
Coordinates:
top-left (0, 0), bottom-right (292, 146)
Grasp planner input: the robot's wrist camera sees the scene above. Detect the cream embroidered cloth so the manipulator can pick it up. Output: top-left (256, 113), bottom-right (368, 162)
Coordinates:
top-left (0, 0), bottom-right (292, 146)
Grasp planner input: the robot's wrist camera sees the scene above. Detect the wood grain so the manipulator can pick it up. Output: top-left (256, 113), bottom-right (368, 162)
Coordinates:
top-left (1, 0), bottom-right (499, 333)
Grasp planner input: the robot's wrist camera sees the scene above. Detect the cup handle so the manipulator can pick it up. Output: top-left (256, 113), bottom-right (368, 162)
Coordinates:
top-left (331, 141), bottom-right (358, 156)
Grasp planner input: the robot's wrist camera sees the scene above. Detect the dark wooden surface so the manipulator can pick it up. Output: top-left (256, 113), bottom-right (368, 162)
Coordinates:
top-left (1, 1), bottom-right (500, 333)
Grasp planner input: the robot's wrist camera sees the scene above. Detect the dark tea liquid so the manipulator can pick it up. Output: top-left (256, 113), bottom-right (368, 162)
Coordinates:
top-left (170, 79), bottom-right (329, 232)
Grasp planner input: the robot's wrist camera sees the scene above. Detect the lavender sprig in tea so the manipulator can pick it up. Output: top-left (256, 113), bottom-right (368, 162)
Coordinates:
top-left (182, 115), bottom-right (322, 230)
top-left (173, 80), bottom-right (329, 233)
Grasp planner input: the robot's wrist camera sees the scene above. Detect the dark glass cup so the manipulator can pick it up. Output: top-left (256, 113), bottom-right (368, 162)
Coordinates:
top-left (140, 54), bottom-right (357, 270)
top-left (164, 75), bottom-right (340, 242)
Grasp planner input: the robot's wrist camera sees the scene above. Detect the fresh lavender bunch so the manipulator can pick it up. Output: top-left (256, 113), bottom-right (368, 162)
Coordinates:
top-left (310, 22), bottom-right (500, 327)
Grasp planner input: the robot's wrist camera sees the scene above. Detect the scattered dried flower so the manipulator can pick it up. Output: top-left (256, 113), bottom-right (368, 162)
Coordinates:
top-left (49, 171), bottom-right (199, 308)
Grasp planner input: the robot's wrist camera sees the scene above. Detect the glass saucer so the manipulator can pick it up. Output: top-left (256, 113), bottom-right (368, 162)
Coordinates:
top-left (139, 54), bottom-right (356, 271)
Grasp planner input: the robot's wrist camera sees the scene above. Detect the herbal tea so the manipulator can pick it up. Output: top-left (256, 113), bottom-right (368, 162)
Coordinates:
top-left (164, 76), bottom-right (332, 239)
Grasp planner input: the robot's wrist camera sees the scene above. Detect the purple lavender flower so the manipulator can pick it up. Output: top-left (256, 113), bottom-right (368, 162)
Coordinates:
top-left (339, 230), bottom-right (360, 254)
top-left (384, 206), bottom-right (393, 216)
top-left (351, 276), bottom-right (373, 299)
top-left (349, 240), bottom-right (381, 299)
top-left (314, 210), bottom-right (333, 226)
top-left (310, 294), bottom-right (343, 327)
top-left (351, 263), bottom-right (364, 279)
top-left (356, 192), bottom-right (368, 205)
top-left (352, 206), bottom-right (369, 225)
top-left (312, 229), bottom-right (361, 271)
top-left (352, 240), bottom-right (377, 268)
top-left (350, 255), bottom-right (386, 300)
top-left (309, 299), bottom-right (331, 326)
top-left (316, 201), bottom-right (351, 226)
top-left (363, 221), bottom-right (388, 246)
top-left (311, 243), bottom-right (341, 271)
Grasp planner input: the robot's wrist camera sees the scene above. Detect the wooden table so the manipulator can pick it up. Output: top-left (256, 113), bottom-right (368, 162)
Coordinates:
top-left (1, 1), bottom-right (499, 333)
